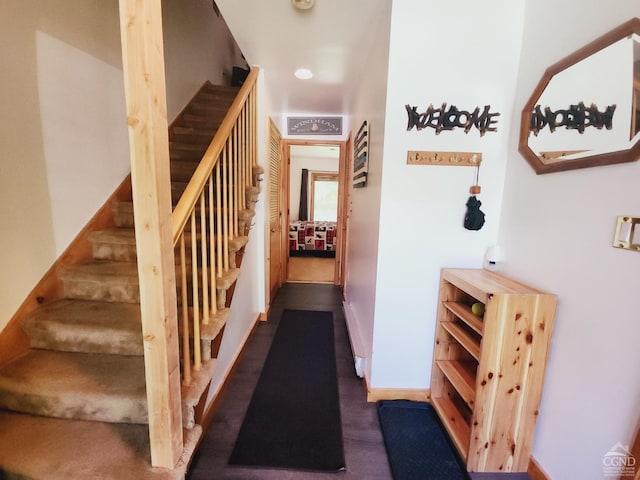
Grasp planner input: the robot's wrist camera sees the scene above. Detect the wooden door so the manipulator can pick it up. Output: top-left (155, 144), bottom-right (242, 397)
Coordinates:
top-left (268, 119), bottom-right (284, 301)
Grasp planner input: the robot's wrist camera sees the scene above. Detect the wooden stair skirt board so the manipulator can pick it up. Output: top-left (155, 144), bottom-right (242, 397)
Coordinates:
top-left (0, 80), bottom-right (246, 477)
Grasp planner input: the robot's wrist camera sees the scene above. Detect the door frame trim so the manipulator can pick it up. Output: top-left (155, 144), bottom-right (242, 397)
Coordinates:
top-left (282, 139), bottom-right (348, 285)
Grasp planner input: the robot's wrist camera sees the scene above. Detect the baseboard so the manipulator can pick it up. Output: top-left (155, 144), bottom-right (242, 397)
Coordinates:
top-left (342, 300), bottom-right (368, 375)
top-left (366, 384), bottom-right (430, 403)
top-left (528, 456), bottom-right (550, 480)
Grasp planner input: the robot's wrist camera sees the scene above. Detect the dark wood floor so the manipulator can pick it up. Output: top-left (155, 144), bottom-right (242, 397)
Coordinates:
top-left (186, 282), bottom-right (533, 480)
top-left (187, 282), bottom-right (394, 480)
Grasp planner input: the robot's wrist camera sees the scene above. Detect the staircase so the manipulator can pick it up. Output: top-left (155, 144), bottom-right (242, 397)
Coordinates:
top-left (0, 81), bottom-right (258, 479)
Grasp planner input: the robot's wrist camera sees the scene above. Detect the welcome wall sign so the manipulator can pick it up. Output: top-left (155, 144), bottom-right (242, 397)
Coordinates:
top-left (405, 103), bottom-right (500, 137)
top-left (287, 116), bottom-right (343, 135)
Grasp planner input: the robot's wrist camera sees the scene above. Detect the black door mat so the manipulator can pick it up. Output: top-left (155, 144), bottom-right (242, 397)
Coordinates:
top-left (377, 400), bottom-right (469, 480)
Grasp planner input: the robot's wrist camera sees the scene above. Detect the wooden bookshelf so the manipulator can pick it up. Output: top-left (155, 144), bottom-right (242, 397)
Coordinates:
top-left (431, 268), bottom-right (557, 472)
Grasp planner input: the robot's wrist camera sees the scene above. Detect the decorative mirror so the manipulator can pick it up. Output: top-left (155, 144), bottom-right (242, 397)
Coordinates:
top-left (520, 18), bottom-right (640, 174)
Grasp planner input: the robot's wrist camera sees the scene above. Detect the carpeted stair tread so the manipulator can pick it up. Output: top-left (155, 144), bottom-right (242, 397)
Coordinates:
top-left (201, 308), bottom-right (230, 340)
top-left (0, 349), bottom-right (147, 424)
top-left (89, 228), bottom-right (136, 245)
top-left (213, 267), bottom-right (239, 291)
top-left (175, 268), bottom-right (239, 294)
top-left (22, 299), bottom-right (143, 356)
top-left (59, 261), bottom-right (140, 303)
top-left (89, 229), bottom-right (137, 262)
top-left (181, 358), bottom-right (217, 429)
top-left (227, 235), bottom-right (248, 251)
top-left (0, 410), bottom-right (200, 480)
top-left (239, 209), bottom-right (255, 222)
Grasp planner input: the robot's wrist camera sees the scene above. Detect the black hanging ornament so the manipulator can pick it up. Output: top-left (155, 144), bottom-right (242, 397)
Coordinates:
top-left (464, 196), bottom-right (485, 230)
top-left (464, 164), bottom-right (485, 231)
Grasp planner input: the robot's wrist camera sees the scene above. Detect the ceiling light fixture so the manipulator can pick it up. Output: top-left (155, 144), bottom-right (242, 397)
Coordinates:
top-left (292, 0), bottom-right (315, 10)
top-left (294, 68), bottom-right (313, 80)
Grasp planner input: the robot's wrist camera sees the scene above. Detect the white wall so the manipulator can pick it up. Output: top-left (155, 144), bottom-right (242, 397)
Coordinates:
top-left (0, 0), bottom-right (246, 330)
top-left (37, 30), bottom-right (130, 254)
top-left (500, 2), bottom-right (640, 478)
top-left (0, 0), bottom-right (124, 329)
top-left (369, 0), bottom-right (525, 389)
top-left (162, 0), bottom-right (246, 121)
top-left (342, 0), bottom-right (393, 382)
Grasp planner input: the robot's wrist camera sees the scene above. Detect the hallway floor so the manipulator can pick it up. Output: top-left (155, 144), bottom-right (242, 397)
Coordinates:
top-left (186, 283), bottom-right (535, 480)
top-left (287, 256), bottom-right (335, 283)
top-left (187, 282), bottom-right (394, 480)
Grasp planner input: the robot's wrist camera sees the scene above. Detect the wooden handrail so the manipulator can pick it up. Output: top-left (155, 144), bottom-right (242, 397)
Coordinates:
top-left (172, 67), bottom-right (259, 245)
top-left (171, 68), bottom-right (259, 394)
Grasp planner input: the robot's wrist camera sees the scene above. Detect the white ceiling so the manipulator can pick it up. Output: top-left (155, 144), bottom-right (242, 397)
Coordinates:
top-left (290, 144), bottom-right (340, 159)
top-left (216, 0), bottom-right (390, 115)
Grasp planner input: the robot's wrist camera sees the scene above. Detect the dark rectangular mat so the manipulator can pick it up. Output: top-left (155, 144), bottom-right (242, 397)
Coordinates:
top-left (228, 309), bottom-right (345, 472)
top-left (378, 400), bottom-right (469, 480)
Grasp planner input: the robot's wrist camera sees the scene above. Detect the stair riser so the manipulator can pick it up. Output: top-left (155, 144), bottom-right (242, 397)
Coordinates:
top-left (28, 330), bottom-right (143, 356)
top-left (172, 132), bottom-right (214, 145)
top-left (0, 391), bottom-right (148, 425)
top-left (178, 116), bottom-right (222, 130)
top-left (114, 211), bottom-right (134, 228)
top-left (22, 299), bottom-right (144, 357)
top-left (185, 104), bottom-right (231, 117)
top-left (113, 204), bottom-right (135, 228)
top-left (92, 242), bottom-right (137, 262)
top-left (171, 162), bottom-right (199, 182)
top-left (61, 280), bottom-right (140, 304)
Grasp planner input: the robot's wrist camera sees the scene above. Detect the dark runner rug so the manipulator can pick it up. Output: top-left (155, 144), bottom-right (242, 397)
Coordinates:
top-left (228, 309), bottom-right (345, 472)
top-left (378, 400), bottom-right (469, 480)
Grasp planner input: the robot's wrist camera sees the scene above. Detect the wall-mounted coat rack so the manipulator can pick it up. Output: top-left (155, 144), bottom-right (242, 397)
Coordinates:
top-left (407, 150), bottom-right (482, 166)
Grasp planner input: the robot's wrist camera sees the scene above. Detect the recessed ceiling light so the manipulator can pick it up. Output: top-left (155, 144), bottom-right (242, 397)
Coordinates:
top-left (294, 68), bottom-right (313, 80)
top-left (292, 0), bottom-right (315, 10)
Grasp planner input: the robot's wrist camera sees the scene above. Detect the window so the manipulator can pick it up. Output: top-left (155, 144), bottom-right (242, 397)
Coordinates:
top-left (310, 172), bottom-right (338, 222)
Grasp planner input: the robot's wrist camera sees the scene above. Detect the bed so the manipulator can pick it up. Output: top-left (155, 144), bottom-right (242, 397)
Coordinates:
top-left (289, 221), bottom-right (337, 257)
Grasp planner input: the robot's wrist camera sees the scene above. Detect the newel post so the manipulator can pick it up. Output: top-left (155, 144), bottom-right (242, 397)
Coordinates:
top-left (118, 0), bottom-right (183, 468)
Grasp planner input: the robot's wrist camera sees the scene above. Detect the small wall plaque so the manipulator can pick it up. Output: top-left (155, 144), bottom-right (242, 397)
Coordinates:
top-left (353, 121), bottom-right (368, 188)
top-left (287, 116), bottom-right (343, 135)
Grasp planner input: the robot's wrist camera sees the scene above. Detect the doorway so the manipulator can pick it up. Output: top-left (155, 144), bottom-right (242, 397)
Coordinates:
top-left (285, 142), bottom-right (346, 284)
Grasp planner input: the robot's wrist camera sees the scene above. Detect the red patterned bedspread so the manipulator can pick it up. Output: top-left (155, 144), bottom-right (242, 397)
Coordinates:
top-left (289, 221), bottom-right (337, 252)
